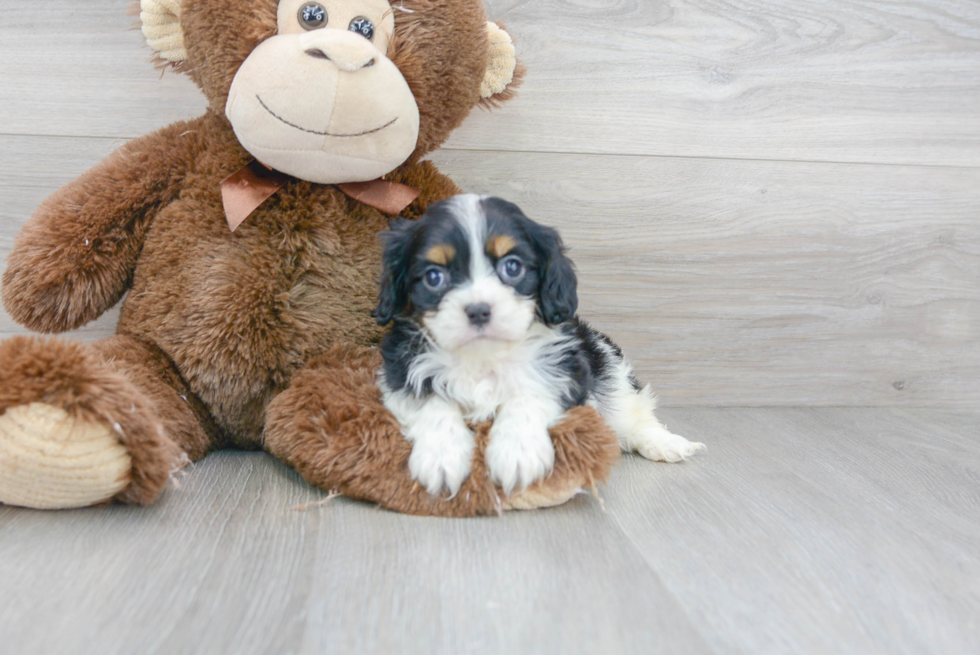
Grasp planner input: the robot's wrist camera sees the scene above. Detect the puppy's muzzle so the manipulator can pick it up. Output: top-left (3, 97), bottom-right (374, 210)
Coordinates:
top-left (465, 303), bottom-right (492, 327)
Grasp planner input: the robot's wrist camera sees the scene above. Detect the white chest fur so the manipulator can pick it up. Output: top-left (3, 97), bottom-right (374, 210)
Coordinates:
top-left (405, 323), bottom-right (574, 422)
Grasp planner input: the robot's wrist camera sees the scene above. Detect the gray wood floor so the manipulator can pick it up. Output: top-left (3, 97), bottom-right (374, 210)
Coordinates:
top-left (2, 408), bottom-right (978, 654)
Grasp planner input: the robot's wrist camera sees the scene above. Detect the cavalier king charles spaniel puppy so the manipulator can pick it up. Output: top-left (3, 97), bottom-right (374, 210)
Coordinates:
top-left (375, 194), bottom-right (704, 497)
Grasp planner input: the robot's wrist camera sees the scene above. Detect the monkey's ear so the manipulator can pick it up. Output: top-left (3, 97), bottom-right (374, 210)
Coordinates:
top-left (139, 0), bottom-right (188, 63)
top-left (374, 219), bottom-right (415, 325)
top-left (479, 22), bottom-right (525, 109)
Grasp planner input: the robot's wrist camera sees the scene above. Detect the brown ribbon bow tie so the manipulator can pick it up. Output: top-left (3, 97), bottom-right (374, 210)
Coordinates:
top-left (220, 160), bottom-right (421, 232)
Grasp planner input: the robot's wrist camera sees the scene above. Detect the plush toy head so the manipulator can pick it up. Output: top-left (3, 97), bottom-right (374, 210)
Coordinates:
top-left (140, 0), bottom-right (518, 184)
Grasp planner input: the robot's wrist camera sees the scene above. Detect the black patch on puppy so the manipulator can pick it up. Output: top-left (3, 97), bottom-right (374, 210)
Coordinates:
top-left (375, 218), bottom-right (415, 326)
top-left (555, 320), bottom-right (596, 407)
top-left (380, 317), bottom-right (431, 394)
top-left (376, 203), bottom-right (474, 394)
top-left (549, 319), bottom-right (643, 409)
top-left (375, 208), bottom-right (472, 325)
top-left (482, 197), bottom-right (577, 325)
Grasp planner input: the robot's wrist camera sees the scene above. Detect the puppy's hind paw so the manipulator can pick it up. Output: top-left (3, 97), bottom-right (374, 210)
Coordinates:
top-left (635, 431), bottom-right (705, 463)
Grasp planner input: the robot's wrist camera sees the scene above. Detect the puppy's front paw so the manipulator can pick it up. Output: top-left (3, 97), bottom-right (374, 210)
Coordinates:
top-left (486, 424), bottom-right (555, 496)
top-left (634, 429), bottom-right (705, 463)
top-left (408, 429), bottom-right (474, 497)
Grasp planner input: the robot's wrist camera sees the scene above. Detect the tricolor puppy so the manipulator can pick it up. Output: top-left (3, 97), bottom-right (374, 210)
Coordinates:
top-left (375, 195), bottom-right (704, 497)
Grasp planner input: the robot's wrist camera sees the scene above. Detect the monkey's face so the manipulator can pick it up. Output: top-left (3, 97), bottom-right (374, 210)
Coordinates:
top-left (225, 0), bottom-right (420, 184)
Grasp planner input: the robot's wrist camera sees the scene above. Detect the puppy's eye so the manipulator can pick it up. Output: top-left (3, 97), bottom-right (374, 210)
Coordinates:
top-left (298, 3), bottom-right (327, 30)
top-left (349, 17), bottom-right (375, 40)
top-left (423, 268), bottom-right (448, 291)
top-left (497, 256), bottom-right (525, 283)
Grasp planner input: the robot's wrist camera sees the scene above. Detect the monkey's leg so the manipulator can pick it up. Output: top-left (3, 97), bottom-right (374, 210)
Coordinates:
top-left (0, 334), bottom-right (217, 509)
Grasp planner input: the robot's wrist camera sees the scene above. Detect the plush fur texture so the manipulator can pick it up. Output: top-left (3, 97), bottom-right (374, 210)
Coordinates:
top-left (265, 344), bottom-right (619, 516)
top-left (0, 336), bottom-right (193, 504)
top-left (0, 0), bottom-right (619, 513)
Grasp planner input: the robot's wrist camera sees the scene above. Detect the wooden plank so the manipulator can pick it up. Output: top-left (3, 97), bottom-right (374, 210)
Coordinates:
top-left (297, 495), bottom-right (710, 654)
top-left (0, 452), bottom-right (710, 655)
top-left (0, 0), bottom-right (206, 140)
top-left (1, 1), bottom-right (979, 166)
top-left (1, 409), bottom-right (976, 653)
top-left (3, 135), bottom-right (979, 406)
top-left (463, 0), bottom-right (980, 165)
top-left (603, 407), bottom-right (980, 655)
top-left (0, 455), bottom-right (319, 655)
top-left (433, 150), bottom-right (980, 408)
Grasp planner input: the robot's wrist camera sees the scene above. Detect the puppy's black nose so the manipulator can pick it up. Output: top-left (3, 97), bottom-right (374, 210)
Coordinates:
top-left (465, 303), bottom-right (492, 327)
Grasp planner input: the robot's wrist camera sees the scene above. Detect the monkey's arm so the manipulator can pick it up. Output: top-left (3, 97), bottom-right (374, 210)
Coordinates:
top-left (389, 160), bottom-right (463, 221)
top-left (2, 118), bottom-right (202, 333)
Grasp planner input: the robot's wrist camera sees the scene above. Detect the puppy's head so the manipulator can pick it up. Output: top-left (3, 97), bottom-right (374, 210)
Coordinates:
top-left (375, 194), bottom-right (577, 351)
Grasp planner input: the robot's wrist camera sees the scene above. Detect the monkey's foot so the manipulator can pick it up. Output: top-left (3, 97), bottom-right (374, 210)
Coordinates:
top-left (0, 403), bottom-right (132, 509)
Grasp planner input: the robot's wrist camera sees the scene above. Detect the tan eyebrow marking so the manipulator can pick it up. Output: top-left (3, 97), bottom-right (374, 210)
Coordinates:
top-left (424, 244), bottom-right (456, 266)
top-left (488, 235), bottom-right (517, 259)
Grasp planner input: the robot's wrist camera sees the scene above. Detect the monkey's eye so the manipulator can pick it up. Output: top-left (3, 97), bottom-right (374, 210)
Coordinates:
top-left (298, 3), bottom-right (327, 30)
top-left (497, 256), bottom-right (525, 283)
top-left (349, 17), bottom-right (375, 40)
top-left (423, 268), bottom-right (448, 291)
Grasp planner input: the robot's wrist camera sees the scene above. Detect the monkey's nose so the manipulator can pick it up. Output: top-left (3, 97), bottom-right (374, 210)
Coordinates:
top-left (465, 303), bottom-right (492, 327)
top-left (304, 47), bottom-right (375, 69)
top-left (301, 31), bottom-right (378, 72)
top-left (304, 48), bottom-right (329, 60)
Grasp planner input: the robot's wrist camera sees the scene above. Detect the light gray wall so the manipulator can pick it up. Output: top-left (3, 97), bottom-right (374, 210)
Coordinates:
top-left (1, 0), bottom-right (978, 407)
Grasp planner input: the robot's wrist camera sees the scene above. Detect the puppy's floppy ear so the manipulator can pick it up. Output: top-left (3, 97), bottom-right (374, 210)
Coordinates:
top-left (375, 219), bottom-right (415, 325)
top-left (527, 221), bottom-right (578, 325)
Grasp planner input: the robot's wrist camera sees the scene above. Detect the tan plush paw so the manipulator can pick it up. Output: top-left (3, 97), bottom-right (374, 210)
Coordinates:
top-left (503, 482), bottom-right (583, 511)
top-left (481, 22), bottom-right (517, 98)
top-left (0, 403), bottom-right (132, 510)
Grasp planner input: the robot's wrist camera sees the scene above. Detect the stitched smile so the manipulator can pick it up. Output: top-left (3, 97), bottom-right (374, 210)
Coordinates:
top-left (257, 96), bottom-right (397, 137)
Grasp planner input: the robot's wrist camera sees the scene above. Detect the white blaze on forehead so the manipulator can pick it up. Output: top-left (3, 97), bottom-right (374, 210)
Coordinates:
top-left (449, 194), bottom-right (494, 280)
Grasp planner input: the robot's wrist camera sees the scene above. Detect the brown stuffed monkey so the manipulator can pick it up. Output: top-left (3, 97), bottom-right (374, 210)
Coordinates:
top-left (0, 0), bottom-right (619, 516)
